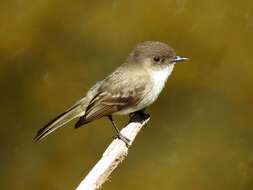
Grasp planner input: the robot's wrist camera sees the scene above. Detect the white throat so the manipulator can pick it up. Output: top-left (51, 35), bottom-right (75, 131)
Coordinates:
top-left (114, 64), bottom-right (174, 115)
top-left (149, 64), bottom-right (174, 102)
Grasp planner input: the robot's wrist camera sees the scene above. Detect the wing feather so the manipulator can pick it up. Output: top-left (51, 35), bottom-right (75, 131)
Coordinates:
top-left (75, 65), bottom-right (152, 128)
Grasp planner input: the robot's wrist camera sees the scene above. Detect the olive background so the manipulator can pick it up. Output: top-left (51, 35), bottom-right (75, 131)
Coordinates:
top-left (1, 0), bottom-right (253, 189)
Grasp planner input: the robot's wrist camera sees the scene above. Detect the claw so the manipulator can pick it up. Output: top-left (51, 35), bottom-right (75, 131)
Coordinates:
top-left (115, 133), bottom-right (130, 147)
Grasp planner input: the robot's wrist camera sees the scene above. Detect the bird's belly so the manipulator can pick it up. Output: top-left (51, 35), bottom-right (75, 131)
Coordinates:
top-left (114, 85), bottom-right (164, 115)
top-left (114, 65), bottom-right (174, 115)
top-left (113, 106), bottom-right (143, 115)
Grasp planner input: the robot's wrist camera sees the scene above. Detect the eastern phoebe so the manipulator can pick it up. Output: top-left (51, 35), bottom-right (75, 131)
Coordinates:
top-left (34, 41), bottom-right (188, 146)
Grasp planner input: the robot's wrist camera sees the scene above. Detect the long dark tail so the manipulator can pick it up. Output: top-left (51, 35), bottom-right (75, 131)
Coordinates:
top-left (33, 97), bottom-right (88, 142)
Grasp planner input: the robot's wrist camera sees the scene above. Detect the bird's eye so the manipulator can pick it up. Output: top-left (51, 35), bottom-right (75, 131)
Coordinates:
top-left (153, 56), bottom-right (161, 62)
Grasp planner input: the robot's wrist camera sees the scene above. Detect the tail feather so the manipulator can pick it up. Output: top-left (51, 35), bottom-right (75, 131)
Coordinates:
top-left (75, 116), bottom-right (90, 128)
top-left (34, 98), bottom-right (88, 142)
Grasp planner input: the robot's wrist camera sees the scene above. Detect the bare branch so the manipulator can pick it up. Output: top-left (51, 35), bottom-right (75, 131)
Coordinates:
top-left (75, 114), bottom-right (150, 190)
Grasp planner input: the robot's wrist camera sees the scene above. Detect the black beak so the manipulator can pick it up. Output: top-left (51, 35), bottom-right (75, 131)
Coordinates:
top-left (172, 56), bottom-right (189, 63)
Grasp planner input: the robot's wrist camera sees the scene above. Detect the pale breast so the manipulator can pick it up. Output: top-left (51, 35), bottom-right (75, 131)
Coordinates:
top-left (140, 64), bottom-right (174, 107)
top-left (115, 64), bottom-right (174, 115)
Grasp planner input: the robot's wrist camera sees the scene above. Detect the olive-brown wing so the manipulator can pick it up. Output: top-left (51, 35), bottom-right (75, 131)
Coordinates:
top-left (74, 72), bottom-right (150, 128)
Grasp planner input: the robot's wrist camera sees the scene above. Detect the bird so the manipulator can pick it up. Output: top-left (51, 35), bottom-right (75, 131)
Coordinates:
top-left (34, 41), bottom-right (188, 146)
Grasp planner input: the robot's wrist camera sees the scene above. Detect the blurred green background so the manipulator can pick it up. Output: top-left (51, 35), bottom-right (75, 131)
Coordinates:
top-left (1, 0), bottom-right (253, 189)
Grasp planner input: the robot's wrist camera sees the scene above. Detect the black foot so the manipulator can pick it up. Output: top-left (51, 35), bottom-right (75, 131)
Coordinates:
top-left (136, 111), bottom-right (150, 120)
top-left (130, 110), bottom-right (150, 122)
top-left (114, 133), bottom-right (130, 147)
top-left (129, 112), bottom-right (135, 118)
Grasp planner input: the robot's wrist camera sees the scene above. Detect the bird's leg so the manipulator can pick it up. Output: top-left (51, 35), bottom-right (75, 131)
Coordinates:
top-left (108, 115), bottom-right (130, 147)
